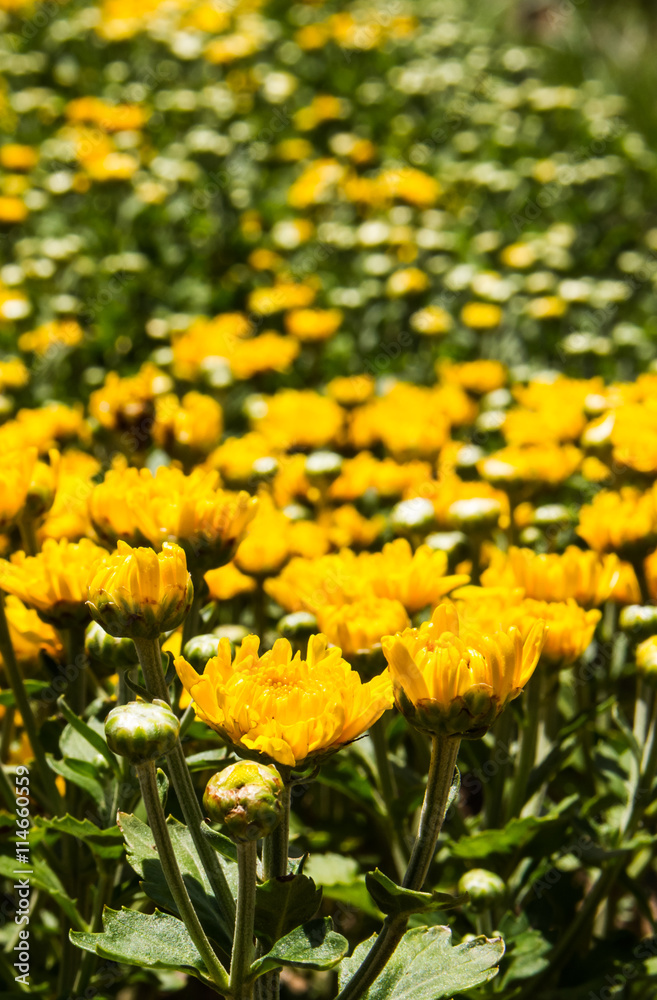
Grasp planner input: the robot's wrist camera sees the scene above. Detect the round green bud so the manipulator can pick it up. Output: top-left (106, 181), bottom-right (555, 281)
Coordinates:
top-left (619, 605), bottom-right (657, 640)
top-left (458, 868), bottom-right (506, 910)
top-left (390, 498), bottom-right (435, 535)
top-left (532, 504), bottom-right (575, 528)
top-left (447, 498), bottom-right (501, 531)
top-left (251, 456), bottom-right (279, 485)
top-left (183, 633), bottom-right (220, 671)
top-left (105, 700), bottom-right (180, 765)
top-left (203, 761), bottom-right (284, 843)
top-left (425, 531), bottom-right (468, 556)
top-left (636, 637), bottom-right (657, 683)
top-left (278, 611), bottom-right (318, 640)
top-left (305, 451), bottom-right (343, 484)
top-left (213, 624), bottom-right (249, 656)
top-left (86, 621), bottom-right (136, 671)
top-left (518, 526), bottom-right (542, 546)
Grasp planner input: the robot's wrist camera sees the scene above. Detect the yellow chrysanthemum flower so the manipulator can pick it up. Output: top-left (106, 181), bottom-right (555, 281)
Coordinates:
top-left (364, 539), bottom-right (469, 614)
top-left (460, 302), bottom-right (503, 329)
top-left (478, 444), bottom-right (582, 486)
top-left (577, 485), bottom-right (657, 553)
top-left (233, 499), bottom-right (291, 578)
top-left (453, 587), bottom-right (601, 665)
top-left (18, 320), bottom-right (83, 356)
top-left (330, 451), bottom-right (431, 502)
top-left (89, 363), bottom-right (171, 433)
top-left (153, 392), bottom-right (223, 457)
top-left (207, 432), bottom-right (280, 488)
top-left (317, 597), bottom-right (410, 658)
top-left (229, 332), bottom-right (300, 380)
top-left (637, 637), bottom-right (657, 678)
top-left (481, 546), bottom-right (621, 608)
top-left (284, 308), bottom-right (342, 342)
top-left (382, 603), bottom-right (546, 739)
top-left (437, 360), bottom-right (507, 395)
top-left (4, 595), bottom-right (63, 665)
top-left (410, 306), bottom-right (453, 336)
top-left (87, 540), bottom-right (193, 639)
top-left (0, 447), bottom-right (38, 530)
top-left (205, 561), bottom-right (256, 602)
top-left (249, 389), bottom-right (345, 450)
top-left (326, 375), bottom-right (376, 408)
top-left (247, 282), bottom-right (316, 316)
top-left (89, 465), bottom-right (258, 563)
top-left (0, 357), bottom-right (29, 391)
top-left (0, 538), bottom-right (108, 627)
top-left (175, 633), bottom-right (393, 768)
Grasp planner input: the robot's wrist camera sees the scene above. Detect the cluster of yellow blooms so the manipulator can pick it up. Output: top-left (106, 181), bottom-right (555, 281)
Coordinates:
top-left (3, 355), bottom-right (657, 772)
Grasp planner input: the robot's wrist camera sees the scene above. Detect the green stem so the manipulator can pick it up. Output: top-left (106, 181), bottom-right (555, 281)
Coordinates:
top-left (66, 625), bottom-right (88, 718)
top-left (18, 515), bottom-right (38, 556)
top-left (231, 841), bottom-right (257, 1000)
top-left (0, 759), bottom-right (16, 810)
top-left (507, 675), bottom-right (541, 819)
top-left (133, 636), bottom-right (236, 926)
top-left (74, 867), bottom-right (114, 996)
top-left (519, 679), bottom-right (657, 998)
top-left (370, 715), bottom-right (407, 878)
top-left (485, 708), bottom-right (513, 829)
top-left (182, 577), bottom-right (205, 650)
top-left (335, 736), bottom-right (460, 1000)
top-left (137, 760), bottom-right (229, 992)
top-left (259, 774), bottom-right (291, 1000)
top-left (522, 668), bottom-right (559, 817)
top-left (0, 705), bottom-right (15, 761)
top-left (0, 592), bottom-right (64, 815)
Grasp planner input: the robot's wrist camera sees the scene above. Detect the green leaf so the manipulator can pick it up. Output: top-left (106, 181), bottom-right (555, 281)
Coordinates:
top-left (118, 811), bottom-right (236, 951)
top-left (200, 821), bottom-right (238, 863)
top-left (47, 756), bottom-right (107, 813)
top-left (448, 796), bottom-right (577, 860)
top-left (0, 852), bottom-right (87, 931)
top-left (338, 925), bottom-right (504, 999)
top-left (33, 815), bottom-right (124, 861)
top-left (184, 748), bottom-right (232, 772)
top-left (499, 929), bottom-right (551, 988)
top-left (156, 768), bottom-right (169, 810)
top-left (304, 853), bottom-right (381, 919)
top-left (57, 696), bottom-right (120, 775)
top-left (251, 917), bottom-right (348, 978)
top-left (255, 874), bottom-right (323, 948)
top-left (71, 907), bottom-right (208, 980)
top-left (0, 680), bottom-right (49, 706)
top-left (365, 870), bottom-right (468, 918)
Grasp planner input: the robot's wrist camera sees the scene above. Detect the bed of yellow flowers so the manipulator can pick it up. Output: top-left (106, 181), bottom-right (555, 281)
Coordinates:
top-left (1, 0), bottom-right (657, 998)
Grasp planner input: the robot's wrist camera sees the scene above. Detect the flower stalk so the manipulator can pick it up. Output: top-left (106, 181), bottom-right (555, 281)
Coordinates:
top-left (137, 759), bottom-right (229, 992)
top-left (230, 841), bottom-right (258, 1000)
top-left (133, 636), bottom-right (236, 925)
top-left (335, 735), bottom-right (460, 1000)
top-left (0, 592), bottom-right (64, 815)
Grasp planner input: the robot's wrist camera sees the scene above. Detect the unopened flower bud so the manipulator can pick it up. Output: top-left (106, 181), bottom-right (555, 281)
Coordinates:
top-left (86, 621), bottom-right (136, 671)
top-left (458, 868), bottom-right (506, 910)
top-left (183, 633), bottom-right (219, 671)
top-left (636, 637), bottom-right (657, 683)
top-left (304, 451), bottom-right (343, 485)
top-left (619, 605), bottom-right (657, 640)
top-left (105, 700), bottom-right (180, 764)
top-left (203, 761), bottom-right (284, 843)
top-left (390, 498), bottom-right (435, 536)
top-left (447, 498), bottom-right (501, 532)
top-left (87, 540), bottom-right (193, 639)
top-left (277, 611), bottom-right (318, 640)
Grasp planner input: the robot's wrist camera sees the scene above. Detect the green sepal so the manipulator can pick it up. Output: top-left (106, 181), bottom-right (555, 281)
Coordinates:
top-left (365, 869), bottom-right (468, 918)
